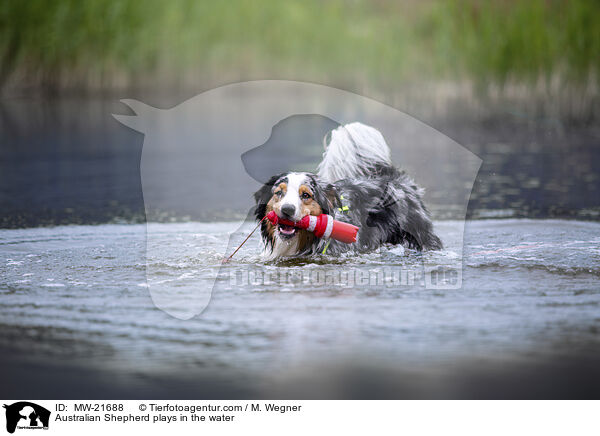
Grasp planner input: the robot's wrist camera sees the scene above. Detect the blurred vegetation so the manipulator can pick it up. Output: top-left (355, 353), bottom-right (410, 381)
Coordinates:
top-left (0, 0), bottom-right (598, 93)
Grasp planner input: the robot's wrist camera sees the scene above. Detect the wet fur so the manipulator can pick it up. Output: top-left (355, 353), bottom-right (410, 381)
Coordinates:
top-left (254, 122), bottom-right (443, 258)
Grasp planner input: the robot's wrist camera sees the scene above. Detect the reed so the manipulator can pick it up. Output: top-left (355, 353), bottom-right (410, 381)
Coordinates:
top-left (1, 0), bottom-right (598, 95)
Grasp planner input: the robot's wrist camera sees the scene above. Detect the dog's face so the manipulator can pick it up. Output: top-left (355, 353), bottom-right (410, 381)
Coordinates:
top-left (255, 172), bottom-right (332, 255)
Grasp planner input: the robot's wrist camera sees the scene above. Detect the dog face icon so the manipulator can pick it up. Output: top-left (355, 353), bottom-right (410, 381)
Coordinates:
top-left (16, 407), bottom-right (34, 427)
top-left (3, 402), bottom-right (50, 434)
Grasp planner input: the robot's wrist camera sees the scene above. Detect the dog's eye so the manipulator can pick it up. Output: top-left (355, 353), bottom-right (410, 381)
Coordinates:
top-left (301, 192), bottom-right (312, 200)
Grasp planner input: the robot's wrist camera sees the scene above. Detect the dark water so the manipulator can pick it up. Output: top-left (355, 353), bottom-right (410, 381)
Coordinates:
top-left (1, 96), bottom-right (599, 398)
top-left (0, 219), bottom-right (599, 398)
top-left (1, 98), bottom-right (599, 226)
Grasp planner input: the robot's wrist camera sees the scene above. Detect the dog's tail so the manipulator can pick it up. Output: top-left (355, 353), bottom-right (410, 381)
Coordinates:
top-left (317, 122), bottom-right (392, 183)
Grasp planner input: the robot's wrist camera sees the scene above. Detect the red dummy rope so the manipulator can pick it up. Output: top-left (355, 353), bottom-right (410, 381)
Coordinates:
top-left (222, 215), bottom-right (266, 264)
top-left (223, 212), bottom-right (359, 262)
top-left (265, 211), bottom-right (358, 244)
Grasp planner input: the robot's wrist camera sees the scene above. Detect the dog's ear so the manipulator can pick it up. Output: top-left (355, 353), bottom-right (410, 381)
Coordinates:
top-left (305, 174), bottom-right (337, 216)
top-left (253, 173), bottom-right (284, 222)
top-left (314, 182), bottom-right (339, 216)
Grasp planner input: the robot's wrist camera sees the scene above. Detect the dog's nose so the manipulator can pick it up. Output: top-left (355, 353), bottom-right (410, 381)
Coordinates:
top-left (281, 204), bottom-right (296, 219)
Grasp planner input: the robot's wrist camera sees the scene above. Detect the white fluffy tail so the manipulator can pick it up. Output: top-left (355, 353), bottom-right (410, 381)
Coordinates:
top-left (317, 122), bottom-right (392, 183)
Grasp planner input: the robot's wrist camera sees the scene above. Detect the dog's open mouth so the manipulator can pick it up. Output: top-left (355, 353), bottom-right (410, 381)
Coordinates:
top-left (277, 223), bottom-right (297, 239)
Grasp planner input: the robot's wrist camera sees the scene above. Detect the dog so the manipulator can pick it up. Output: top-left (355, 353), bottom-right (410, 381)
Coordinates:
top-left (254, 122), bottom-right (442, 259)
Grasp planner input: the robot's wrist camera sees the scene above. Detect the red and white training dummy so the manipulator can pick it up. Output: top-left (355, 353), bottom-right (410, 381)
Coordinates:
top-left (265, 211), bottom-right (358, 244)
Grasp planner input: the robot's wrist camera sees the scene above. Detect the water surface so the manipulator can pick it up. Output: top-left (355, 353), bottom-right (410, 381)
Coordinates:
top-left (1, 219), bottom-right (599, 398)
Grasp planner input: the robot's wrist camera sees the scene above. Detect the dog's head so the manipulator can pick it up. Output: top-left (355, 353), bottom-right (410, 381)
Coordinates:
top-left (254, 172), bottom-right (333, 257)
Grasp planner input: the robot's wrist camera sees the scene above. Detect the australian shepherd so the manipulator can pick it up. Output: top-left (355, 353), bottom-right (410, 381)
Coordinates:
top-left (254, 122), bottom-right (442, 259)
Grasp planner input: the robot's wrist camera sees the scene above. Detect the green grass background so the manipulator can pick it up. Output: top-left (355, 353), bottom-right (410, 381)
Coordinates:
top-left (1, 0), bottom-right (598, 94)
